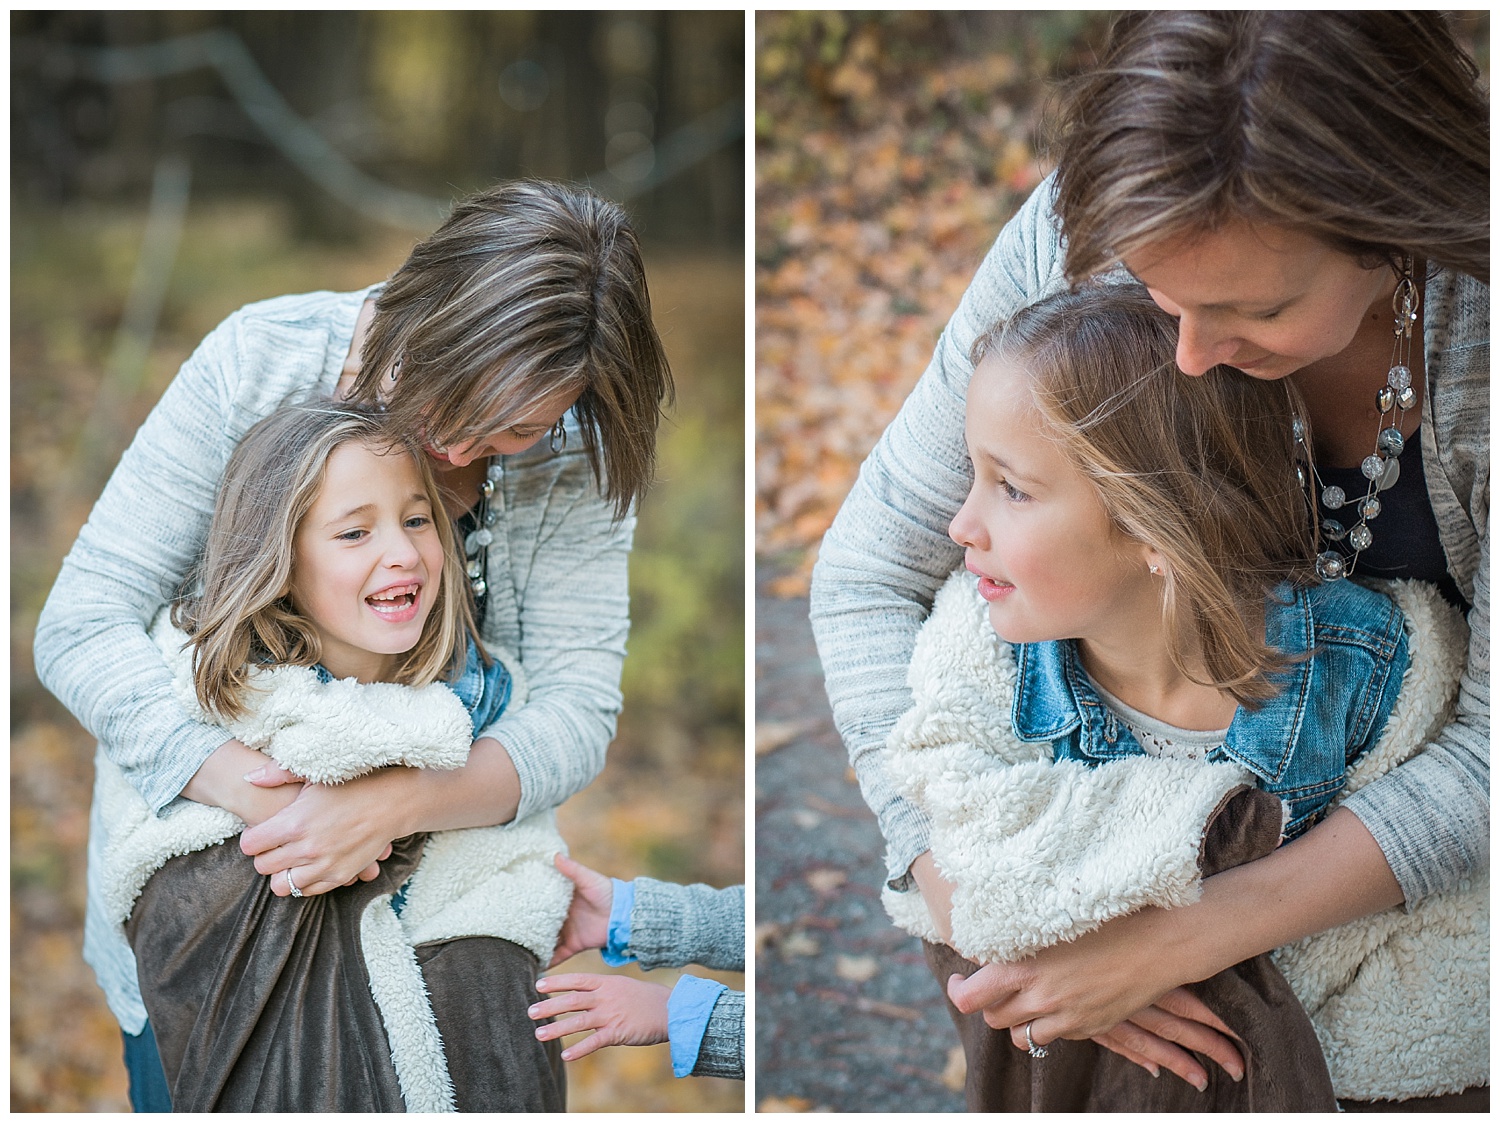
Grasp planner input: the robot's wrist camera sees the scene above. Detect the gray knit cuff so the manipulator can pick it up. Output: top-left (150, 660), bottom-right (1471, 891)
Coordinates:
top-left (629, 879), bottom-right (744, 973)
top-left (690, 989), bottom-right (745, 1080)
top-left (879, 797), bottom-right (934, 890)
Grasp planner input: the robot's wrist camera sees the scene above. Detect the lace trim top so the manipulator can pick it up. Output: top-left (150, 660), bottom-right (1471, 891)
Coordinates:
top-left (1084, 673), bottom-right (1231, 762)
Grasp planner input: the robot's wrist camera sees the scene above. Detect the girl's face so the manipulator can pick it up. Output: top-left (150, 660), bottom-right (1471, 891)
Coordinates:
top-left (423, 384), bottom-right (583, 471)
top-left (1123, 219), bottom-right (1394, 380)
top-left (950, 353), bottom-right (1157, 647)
top-left (290, 441), bottom-right (447, 683)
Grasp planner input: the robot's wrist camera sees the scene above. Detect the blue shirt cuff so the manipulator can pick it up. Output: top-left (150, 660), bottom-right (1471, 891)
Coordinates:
top-left (667, 975), bottom-right (728, 1078)
top-left (601, 878), bottom-right (635, 966)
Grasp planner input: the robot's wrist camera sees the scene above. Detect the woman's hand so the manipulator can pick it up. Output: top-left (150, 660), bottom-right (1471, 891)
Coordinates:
top-left (945, 917), bottom-right (1244, 1090)
top-left (944, 808), bottom-right (1404, 1085)
top-left (528, 974), bottom-right (671, 1060)
top-left (549, 853), bottom-right (615, 967)
top-left (239, 768), bottom-right (412, 897)
top-left (237, 735), bottom-right (532, 897)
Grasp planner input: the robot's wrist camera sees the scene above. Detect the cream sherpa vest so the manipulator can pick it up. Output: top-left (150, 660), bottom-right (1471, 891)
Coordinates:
top-left (93, 610), bottom-right (572, 1112)
top-left (883, 573), bottom-right (1485, 1101)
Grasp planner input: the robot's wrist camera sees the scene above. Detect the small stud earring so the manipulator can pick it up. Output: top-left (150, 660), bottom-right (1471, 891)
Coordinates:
top-left (1149, 563), bottom-right (1161, 576)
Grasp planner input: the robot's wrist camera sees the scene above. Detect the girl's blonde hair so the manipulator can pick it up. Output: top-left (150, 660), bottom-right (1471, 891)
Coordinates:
top-left (1052, 11), bottom-right (1489, 284)
top-left (973, 285), bottom-right (1315, 704)
top-left (172, 403), bottom-right (475, 721)
top-left (350, 179), bottom-right (674, 521)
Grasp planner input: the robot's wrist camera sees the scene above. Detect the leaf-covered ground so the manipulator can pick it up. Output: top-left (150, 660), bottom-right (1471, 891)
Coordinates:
top-left (754, 12), bottom-right (1112, 595)
top-left (11, 198), bottom-right (744, 1112)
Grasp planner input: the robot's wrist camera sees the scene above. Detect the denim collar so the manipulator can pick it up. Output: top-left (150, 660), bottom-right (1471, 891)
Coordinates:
top-left (1011, 584), bottom-right (1311, 784)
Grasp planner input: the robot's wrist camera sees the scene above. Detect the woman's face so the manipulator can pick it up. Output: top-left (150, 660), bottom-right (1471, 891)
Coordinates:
top-left (1122, 220), bottom-right (1395, 380)
top-left (423, 385), bottom-right (583, 471)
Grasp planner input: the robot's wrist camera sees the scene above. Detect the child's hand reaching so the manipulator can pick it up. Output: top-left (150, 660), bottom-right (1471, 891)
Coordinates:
top-left (529, 974), bottom-right (670, 1060)
top-left (549, 853), bottom-right (615, 967)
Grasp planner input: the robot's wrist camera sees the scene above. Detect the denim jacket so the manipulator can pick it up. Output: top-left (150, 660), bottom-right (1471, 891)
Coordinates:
top-left (1012, 580), bottom-right (1410, 838)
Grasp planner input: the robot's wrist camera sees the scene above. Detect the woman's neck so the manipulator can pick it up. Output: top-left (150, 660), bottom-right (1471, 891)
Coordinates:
top-left (1292, 263), bottom-right (1426, 468)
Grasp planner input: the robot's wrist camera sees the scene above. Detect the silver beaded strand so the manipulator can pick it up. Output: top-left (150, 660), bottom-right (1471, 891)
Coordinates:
top-left (1293, 258), bottom-right (1419, 582)
top-left (464, 460), bottom-right (504, 598)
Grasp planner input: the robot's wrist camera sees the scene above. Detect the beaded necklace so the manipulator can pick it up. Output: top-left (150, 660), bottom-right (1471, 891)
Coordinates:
top-left (1293, 259), bottom-right (1420, 582)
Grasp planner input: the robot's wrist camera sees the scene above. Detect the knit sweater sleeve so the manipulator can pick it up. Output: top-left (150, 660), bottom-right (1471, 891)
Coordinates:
top-left (628, 879), bottom-right (745, 972)
top-left (690, 989), bottom-right (745, 1080)
top-left (1338, 271), bottom-right (1488, 904)
top-left (32, 292), bottom-right (359, 811)
top-left (809, 177), bottom-right (1069, 886)
top-left (1342, 538), bottom-right (1489, 902)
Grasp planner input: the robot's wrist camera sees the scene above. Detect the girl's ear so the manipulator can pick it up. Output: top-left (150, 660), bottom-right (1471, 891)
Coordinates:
top-left (1143, 545), bottom-right (1168, 578)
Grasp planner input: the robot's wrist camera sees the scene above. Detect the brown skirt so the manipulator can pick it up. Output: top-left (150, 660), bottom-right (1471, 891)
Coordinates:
top-left (925, 785), bottom-right (1340, 1112)
top-left (127, 833), bottom-right (564, 1112)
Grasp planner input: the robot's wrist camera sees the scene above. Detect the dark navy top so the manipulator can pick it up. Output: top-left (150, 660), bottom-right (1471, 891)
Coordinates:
top-left (1317, 427), bottom-right (1468, 612)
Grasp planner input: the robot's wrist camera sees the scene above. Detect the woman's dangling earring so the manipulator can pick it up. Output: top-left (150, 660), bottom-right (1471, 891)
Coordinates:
top-left (549, 418), bottom-right (567, 454)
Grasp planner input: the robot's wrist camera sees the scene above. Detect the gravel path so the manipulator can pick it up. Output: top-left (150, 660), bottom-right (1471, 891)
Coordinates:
top-left (754, 590), bottom-right (964, 1112)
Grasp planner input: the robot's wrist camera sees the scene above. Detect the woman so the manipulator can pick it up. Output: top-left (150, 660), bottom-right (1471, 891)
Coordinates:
top-left (809, 11), bottom-right (1487, 1110)
top-left (35, 179), bottom-right (672, 1109)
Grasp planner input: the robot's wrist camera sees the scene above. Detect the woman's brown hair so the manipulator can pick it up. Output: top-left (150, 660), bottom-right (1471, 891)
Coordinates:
top-left (973, 285), bottom-right (1315, 704)
top-left (1052, 11), bottom-right (1489, 284)
top-left (173, 403), bottom-right (475, 721)
top-left (350, 179), bottom-right (674, 520)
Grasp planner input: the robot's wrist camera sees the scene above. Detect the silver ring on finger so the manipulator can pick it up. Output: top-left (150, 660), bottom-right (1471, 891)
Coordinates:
top-left (1025, 1020), bottom-right (1048, 1059)
top-left (286, 867), bottom-right (304, 899)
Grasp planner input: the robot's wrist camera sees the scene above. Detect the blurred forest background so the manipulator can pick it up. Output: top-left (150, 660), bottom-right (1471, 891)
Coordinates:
top-left (12, 10), bottom-right (743, 1113)
top-left (754, 9), bottom-right (1490, 597)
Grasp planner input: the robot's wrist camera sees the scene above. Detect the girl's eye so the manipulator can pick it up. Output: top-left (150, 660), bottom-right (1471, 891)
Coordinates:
top-left (1002, 480), bottom-right (1031, 502)
top-left (404, 515), bottom-right (431, 530)
top-left (336, 528), bottom-right (367, 542)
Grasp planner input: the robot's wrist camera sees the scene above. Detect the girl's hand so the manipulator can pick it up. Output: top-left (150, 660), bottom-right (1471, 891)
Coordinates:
top-left (910, 850), bottom-right (956, 945)
top-left (1087, 989), bottom-right (1244, 1091)
top-left (529, 974), bottom-right (670, 1060)
top-left (183, 739), bottom-right (304, 826)
top-left (243, 762), bottom-right (303, 788)
top-left (239, 770), bottom-right (411, 897)
top-left (549, 853), bottom-right (615, 967)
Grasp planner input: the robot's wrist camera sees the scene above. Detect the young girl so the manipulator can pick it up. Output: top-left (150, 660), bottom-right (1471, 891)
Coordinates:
top-left (881, 287), bottom-right (1479, 1109)
top-left (94, 402), bottom-right (571, 1111)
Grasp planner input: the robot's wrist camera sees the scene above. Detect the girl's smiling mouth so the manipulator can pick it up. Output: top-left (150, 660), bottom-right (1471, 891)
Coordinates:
top-left (366, 583), bottom-right (422, 622)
